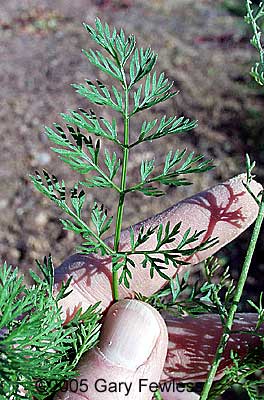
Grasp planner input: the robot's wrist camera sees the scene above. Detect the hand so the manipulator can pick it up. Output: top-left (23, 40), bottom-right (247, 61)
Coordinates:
top-left (54, 174), bottom-right (263, 400)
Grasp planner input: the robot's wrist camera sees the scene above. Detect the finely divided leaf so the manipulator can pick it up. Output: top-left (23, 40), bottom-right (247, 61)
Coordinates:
top-left (129, 47), bottom-right (158, 88)
top-left (131, 116), bottom-right (197, 147)
top-left (140, 159), bottom-right (155, 182)
top-left (61, 109), bottom-right (120, 145)
top-left (131, 72), bottom-right (178, 114)
top-left (73, 80), bottom-right (123, 113)
top-left (91, 202), bottom-right (113, 237)
top-left (83, 18), bottom-right (136, 71)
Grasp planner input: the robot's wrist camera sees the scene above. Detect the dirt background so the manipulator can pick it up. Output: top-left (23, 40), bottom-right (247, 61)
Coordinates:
top-left (1, 0), bottom-right (264, 295)
top-left (0, 0), bottom-right (264, 398)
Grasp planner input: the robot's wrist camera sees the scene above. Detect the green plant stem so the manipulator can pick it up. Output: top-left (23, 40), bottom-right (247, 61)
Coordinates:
top-left (154, 389), bottom-right (163, 400)
top-left (200, 193), bottom-right (264, 400)
top-left (246, 0), bottom-right (264, 64)
top-left (112, 83), bottom-right (130, 301)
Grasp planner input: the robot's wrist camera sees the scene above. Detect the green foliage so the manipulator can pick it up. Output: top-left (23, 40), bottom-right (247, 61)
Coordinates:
top-left (140, 252), bottom-right (264, 399)
top-left (129, 149), bottom-right (214, 197)
top-left (73, 80), bottom-right (124, 112)
top-left (61, 109), bottom-right (121, 146)
top-left (243, 153), bottom-right (263, 206)
top-left (30, 171), bottom-right (114, 255)
top-left (0, 258), bottom-right (101, 399)
top-left (83, 20), bottom-right (136, 78)
top-left (113, 224), bottom-right (218, 288)
top-left (198, 5), bottom-right (264, 398)
top-left (209, 348), bottom-right (264, 399)
top-left (31, 17), bottom-right (214, 291)
top-left (130, 116), bottom-right (197, 148)
top-left (131, 71), bottom-right (178, 114)
top-left (44, 123), bottom-right (121, 190)
top-left (136, 256), bottom-right (234, 317)
top-left (245, 0), bottom-right (264, 85)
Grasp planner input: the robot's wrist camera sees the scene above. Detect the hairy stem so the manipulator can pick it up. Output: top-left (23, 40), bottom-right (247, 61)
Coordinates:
top-left (200, 193), bottom-right (264, 400)
top-left (112, 82), bottom-right (130, 301)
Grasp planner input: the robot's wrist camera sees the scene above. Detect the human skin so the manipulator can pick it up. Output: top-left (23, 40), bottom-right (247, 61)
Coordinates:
top-left (54, 174), bottom-right (263, 400)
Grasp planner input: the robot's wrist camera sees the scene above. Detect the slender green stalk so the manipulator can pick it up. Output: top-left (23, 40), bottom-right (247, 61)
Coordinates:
top-left (154, 389), bottom-right (163, 400)
top-left (112, 82), bottom-right (130, 301)
top-left (246, 0), bottom-right (264, 64)
top-left (200, 193), bottom-right (264, 400)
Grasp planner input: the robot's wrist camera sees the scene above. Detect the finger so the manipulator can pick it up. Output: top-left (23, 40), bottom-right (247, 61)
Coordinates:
top-left (123, 173), bottom-right (261, 263)
top-left (55, 300), bottom-right (168, 400)
top-left (162, 391), bottom-right (200, 400)
top-left (163, 313), bottom-right (262, 382)
top-left (111, 173), bottom-right (262, 298)
top-left (55, 175), bottom-right (262, 316)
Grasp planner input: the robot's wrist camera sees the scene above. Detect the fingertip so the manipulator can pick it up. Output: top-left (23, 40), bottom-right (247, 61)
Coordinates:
top-left (99, 300), bottom-right (168, 371)
top-left (56, 300), bottom-right (168, 400)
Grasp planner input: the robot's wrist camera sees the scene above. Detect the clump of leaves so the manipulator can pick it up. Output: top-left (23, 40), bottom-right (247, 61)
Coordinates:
top-left (0, 257), bottom-right (101, 399)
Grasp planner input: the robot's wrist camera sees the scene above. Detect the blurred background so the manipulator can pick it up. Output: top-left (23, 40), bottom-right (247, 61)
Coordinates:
top-left (0, 0), bottom-right (264, 310)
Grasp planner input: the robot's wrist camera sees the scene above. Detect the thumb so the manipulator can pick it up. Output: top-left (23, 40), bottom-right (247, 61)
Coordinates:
top-left (56, 300), bottom-right (168, 400)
